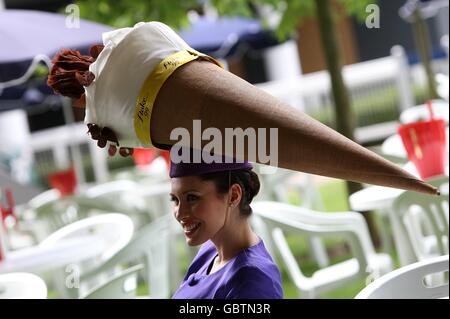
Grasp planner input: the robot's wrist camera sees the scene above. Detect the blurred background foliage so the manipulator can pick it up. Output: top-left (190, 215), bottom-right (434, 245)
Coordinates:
top-left (74, 0), bottom-right (374, 40)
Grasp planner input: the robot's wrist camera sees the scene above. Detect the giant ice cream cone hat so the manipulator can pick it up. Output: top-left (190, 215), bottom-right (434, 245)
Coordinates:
top-left (48, 22), bottom-right (438, 195)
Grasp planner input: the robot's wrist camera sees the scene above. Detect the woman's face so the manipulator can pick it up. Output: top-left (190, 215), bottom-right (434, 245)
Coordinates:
top-left (170, 176), bottom-right (228, 246)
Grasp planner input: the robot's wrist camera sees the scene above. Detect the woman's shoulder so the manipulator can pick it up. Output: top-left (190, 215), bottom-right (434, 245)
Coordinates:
top-left (231, 264), bottom-right (277, 282)
top-left (223, 264), bottom-right (283, 299)
top-left (220, 242), bottom-right (283, 298)
top-left (234, 240), bottom-right (277, 271)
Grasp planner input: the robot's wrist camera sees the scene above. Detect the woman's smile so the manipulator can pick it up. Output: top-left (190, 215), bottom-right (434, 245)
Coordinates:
top-left (182, 221), bottom-right (202, 237)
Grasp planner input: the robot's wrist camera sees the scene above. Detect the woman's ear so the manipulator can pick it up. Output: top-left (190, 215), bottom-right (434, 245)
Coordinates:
top-left (229, 183), bottom-right (242, 208)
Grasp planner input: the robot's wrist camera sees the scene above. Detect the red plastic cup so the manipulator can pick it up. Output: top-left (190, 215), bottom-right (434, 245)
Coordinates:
top-left (48, 167), bottom-right (77, 196)
top-left (132, 148), bottom-right (158, 167)
top-left (398, 119), bottom-right (446, 179)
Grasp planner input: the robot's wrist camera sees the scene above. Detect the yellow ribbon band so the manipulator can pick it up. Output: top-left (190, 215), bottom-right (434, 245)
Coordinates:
top-left (134, 49), bottom-right (222, 146)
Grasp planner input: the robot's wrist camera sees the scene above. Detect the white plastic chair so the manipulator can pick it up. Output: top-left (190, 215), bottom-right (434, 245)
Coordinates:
top-left (81, 264), bottom-right (143, 299)
top-left (257, 167), bottom-right (325, 211)
top-left (39, 213), bottom-right (134, 298)
top-left (0, 272), bottom-right (47, 299)
top-left (392, 176), bottom-right (449, 265)
top-left (15, 189), bottom-right (63, 242)
top-left (257, 167), bottom-right (295, 203)
top-left (81, 180), bottom-right (152, 229)
top-left (80, 215), bottom-right (172, 298)
top-left (134, 182), bottom-right (172, 219)
top-left (257, 168), bottom-right (329, 268)
top-left (82, 181), bottom-right (173, 230)
top-left (356, 255), bottom-right (449, 299)
top-left (20, 189), bottom-right (98, 241)
top-left (252, 201), bottom-right (393, 298)
top-left (134, 182), bottom-right (186, 292)
top-left (27, 189), bottom-right (61, 209)
top-left (83, 180), bottom-right (139, 198)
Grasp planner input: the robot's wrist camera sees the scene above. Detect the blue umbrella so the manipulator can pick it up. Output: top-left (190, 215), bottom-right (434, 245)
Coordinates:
top-left (0, 9), bottom-right (112, 107)
top-left (179, 16), bottom-right (278, 58)
top-left (0, 9), bottom-right (112, 185)
top-left (0, 9), bottom-right (111, 64)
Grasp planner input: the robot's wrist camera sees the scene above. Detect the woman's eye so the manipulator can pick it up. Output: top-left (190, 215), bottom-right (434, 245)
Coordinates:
top-left (170, 196), bottom-right (179, 205)
top-left (187, 194), bottom-right (199, 202)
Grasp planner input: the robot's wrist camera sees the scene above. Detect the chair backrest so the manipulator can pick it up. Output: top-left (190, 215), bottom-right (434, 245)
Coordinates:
top-left (80, 180), bottom-right (153, 230)
top-left (83, 180), bottom-right (139, 198)
top-left (356, 255), bottom-right (449, 299)
top-left (40, 213), bottom-right (134, 264)
top-left (250, 214), bottom-right (276, 257)
top-left (83, 181), bottom-right (172, 227)
top-left (251, 201), bottom-right (385, 297)
top-left (81, 215), bottom-right (172, 298)
top-left (0, 272), bottom-right (47, 299)
top-left (257, 169), bottom-right (324, 210)
top-left (135, 182), bottom-right (172, 219)
top-left (393, 176), bottom-right (449, 262)
top-left (27, 189), bottom-right (60, 210)
top-left (257, 168), bottom-right (294, 202)
top-left (25, 189), bottom-right (93, 235)
top-left (255, 171), bottom-right (329, 269)
top-left (38, 213), bottom-right (134, 299)
top-left (253, 201), bottom-right (377, 256)
top-left (81, 264), bottom-right (143, 299)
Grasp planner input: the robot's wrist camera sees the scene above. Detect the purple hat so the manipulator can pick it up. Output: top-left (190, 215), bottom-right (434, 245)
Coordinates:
top-left (169, 147), bottom-right (253, 178)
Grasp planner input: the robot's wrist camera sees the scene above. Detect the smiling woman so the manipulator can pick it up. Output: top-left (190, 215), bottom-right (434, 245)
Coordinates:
top-left (169, 147), bottom-right (283, 299)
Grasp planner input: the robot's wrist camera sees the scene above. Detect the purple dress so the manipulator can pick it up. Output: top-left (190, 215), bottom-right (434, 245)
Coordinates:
top-left (172, 239), bottom-right (283, 299)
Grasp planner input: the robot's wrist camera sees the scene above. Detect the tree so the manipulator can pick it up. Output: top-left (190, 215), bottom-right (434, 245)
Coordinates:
top-left (76, 0), bottom-right (379, 244)
top-left (399, 0), bottom-right (442, 100)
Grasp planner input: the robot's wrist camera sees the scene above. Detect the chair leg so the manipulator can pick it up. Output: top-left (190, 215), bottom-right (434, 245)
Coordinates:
top-left (387, 207), bottom-right (418, 266)
top-left (308, 236), bottom-right (329, 268)
top-left (301, 289), bottom-right (316, 299)
top-left (377, 212), bottom-right (393, 254)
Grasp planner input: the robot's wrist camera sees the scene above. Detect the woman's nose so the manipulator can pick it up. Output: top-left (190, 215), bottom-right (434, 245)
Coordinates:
top-left (174, 201), bottom-right (189, 220)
